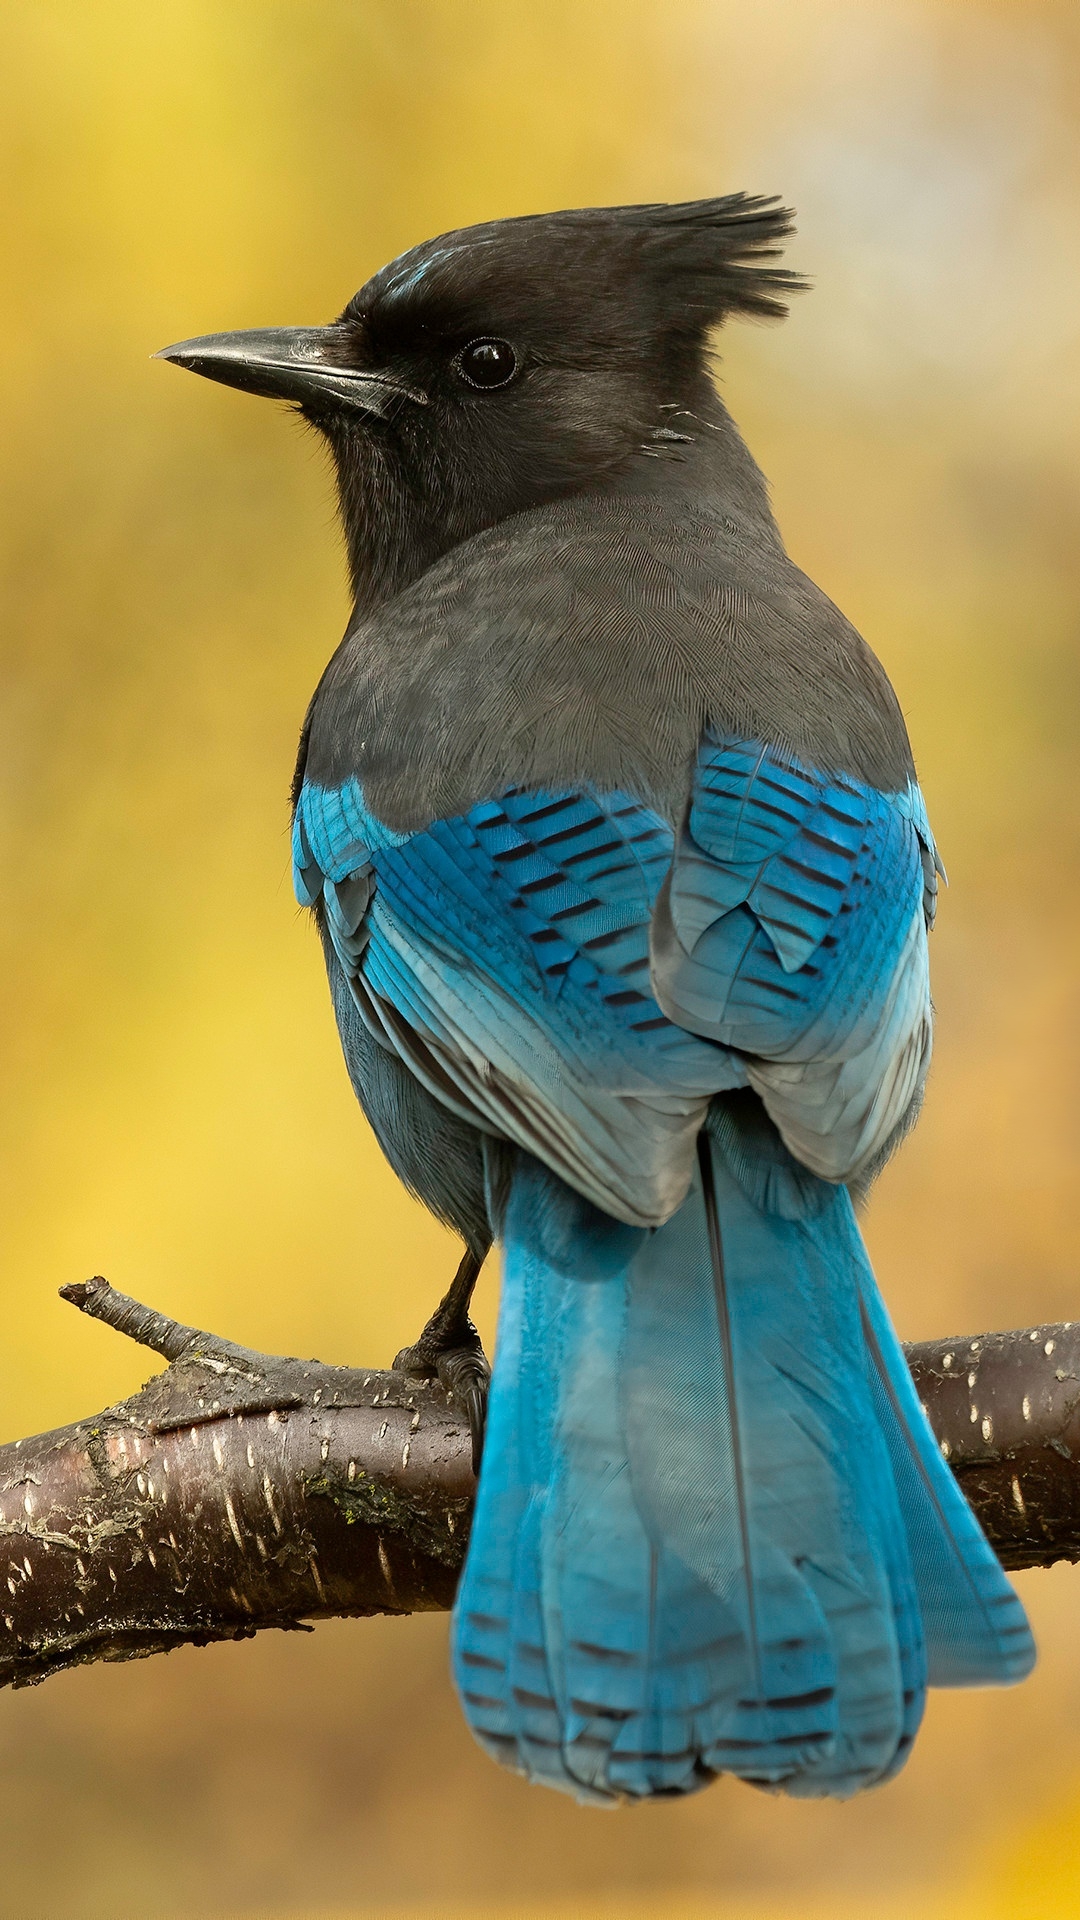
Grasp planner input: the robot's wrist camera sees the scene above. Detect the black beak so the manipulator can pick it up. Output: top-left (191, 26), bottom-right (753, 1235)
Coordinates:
top-left (155, 326), bottom-right (427, 415)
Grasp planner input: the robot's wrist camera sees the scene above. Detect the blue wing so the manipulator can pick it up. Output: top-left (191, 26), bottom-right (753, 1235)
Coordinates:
top-left (294, 778), bottom-right (737, 1227)
top-left (650, 732), bottom-right (941, 1182)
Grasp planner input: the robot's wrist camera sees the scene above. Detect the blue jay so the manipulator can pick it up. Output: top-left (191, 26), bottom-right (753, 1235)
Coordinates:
top-left (160, 197), bottom-right (1034, 1802)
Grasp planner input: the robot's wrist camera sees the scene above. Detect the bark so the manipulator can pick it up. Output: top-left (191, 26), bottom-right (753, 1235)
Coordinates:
top-left (0, 1279), bottom-right (1077, 1690)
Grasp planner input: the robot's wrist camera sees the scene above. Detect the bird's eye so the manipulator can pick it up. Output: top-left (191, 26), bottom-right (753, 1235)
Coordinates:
top-left (456, 338), bottom-right (517, 390)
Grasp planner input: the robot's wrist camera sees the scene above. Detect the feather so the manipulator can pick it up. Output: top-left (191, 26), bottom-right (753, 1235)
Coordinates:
top-left (857, 1265), bottom-right (1035, 1687)
top-left (454, 1138), bottom-right (1007, 1800)
top-left (651, 735), bottom-right (935, 1182)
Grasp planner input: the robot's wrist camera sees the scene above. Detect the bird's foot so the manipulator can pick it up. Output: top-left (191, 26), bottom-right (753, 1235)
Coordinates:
top-left (394, 1309), bottom-right (490, 1476)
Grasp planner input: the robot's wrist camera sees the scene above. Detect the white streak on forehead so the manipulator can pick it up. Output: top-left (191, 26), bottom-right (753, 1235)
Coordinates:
top-left (382, 243), bottom-right (472, 301)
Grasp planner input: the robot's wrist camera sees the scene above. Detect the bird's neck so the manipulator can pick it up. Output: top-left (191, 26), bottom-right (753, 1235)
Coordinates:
top-left (607, 380), bottom-right (784, 549)
top-left (335, 381), bottom-right (784, 619)
top-left (333, 428), bottom-right (457, 618)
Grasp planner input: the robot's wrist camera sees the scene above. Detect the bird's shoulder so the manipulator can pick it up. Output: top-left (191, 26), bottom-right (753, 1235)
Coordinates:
top-left (299, 490), bottom-right (913, 831)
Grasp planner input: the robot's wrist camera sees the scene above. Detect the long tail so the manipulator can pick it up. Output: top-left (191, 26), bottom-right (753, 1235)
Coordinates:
top-left (452, 1124), bottom-right (1034, 1803)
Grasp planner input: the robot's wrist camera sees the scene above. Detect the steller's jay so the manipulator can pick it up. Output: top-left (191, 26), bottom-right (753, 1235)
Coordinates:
top-left (159, 196), bottom-right (1034, 1801)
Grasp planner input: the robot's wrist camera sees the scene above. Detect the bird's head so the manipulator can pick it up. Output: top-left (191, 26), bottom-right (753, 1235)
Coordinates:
top-left (159, 196), bottom-right (802, 609)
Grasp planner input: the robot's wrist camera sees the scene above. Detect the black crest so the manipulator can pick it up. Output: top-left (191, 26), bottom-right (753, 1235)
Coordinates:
top-left (353, 195), bottom-right (806, 362)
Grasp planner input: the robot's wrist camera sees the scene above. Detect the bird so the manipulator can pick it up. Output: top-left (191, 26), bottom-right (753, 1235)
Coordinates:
top-left (158, 195), bottom-right (1035, 1803)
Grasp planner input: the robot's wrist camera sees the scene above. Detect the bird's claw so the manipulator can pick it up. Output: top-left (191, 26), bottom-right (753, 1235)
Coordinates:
top-left (436, 1344), bottom-right (490, 1476)
top-left (394, 1326), bottom-right (490, 1475)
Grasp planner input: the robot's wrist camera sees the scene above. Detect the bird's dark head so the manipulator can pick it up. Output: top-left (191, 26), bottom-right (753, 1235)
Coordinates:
top-left (159, 196), bottom-right (803, 611)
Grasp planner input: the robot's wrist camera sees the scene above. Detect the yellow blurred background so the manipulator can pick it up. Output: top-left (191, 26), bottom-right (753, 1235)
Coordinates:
top-left (1, 1), bottom-right (1078, 1914)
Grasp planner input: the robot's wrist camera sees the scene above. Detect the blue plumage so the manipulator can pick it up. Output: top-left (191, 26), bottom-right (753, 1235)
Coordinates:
top-left (452, 1135), bottom-right (1021, 1799)
top-left (293, 733), bottom-right (1034, 1801)
top-left (653, 733), bottom-right (939, 1181)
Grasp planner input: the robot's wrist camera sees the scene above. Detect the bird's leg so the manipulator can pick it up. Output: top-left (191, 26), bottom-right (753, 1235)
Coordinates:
top-left (394, 1244), bottom-right (491, 1473)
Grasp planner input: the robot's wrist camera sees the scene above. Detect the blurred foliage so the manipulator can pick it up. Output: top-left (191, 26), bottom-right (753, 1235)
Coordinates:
top-left (0, 1), bottom-right (1078, 1915)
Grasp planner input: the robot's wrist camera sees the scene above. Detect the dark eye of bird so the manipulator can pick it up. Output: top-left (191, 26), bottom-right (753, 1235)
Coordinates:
top-left (455, 338), bottom-right (517, 390)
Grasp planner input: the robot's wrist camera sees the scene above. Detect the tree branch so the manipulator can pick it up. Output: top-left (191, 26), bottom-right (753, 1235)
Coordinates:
top-left (0, 1279), bottom-right (1077, 1690)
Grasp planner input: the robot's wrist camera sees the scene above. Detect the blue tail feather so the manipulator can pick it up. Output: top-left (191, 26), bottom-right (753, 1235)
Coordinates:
top-left (620, 1161), bottom-right (842, 1783)
top-left (691, 1145), bottom-right (916, 1793)
top-left (452, 1130), bottom-right (1032, 1803)
top-left (857, 1268), bottom-right (1036, 1688)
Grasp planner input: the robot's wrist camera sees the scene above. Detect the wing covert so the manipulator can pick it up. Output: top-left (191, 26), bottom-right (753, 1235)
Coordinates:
top-left (294, 779), bottom-right (734, 1228)
top-left (651, 733), bottom-right (938, 1182)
